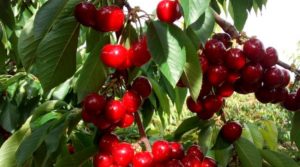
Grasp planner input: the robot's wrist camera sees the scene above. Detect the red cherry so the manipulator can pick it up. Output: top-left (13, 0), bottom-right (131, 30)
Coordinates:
top-left (169, 142), bottom-right (184, 159)
top-left (263, 66), bottom-right (284, 89)
top-left (241, 63), bottom-right (264, 84)
top-left (83, 93), bottom-right (106, 115)
top-left (67, 143), bottom-right (75, 154)
top-left (156, 0), bottom-right (181, 23)
top-left (207, 65), bottom-right (228, 86)
top-left (243, 38), bottom-right (265, 62)
top-left (181, 155), bottom-right (202, 167)
top-left (165, 159), bottom-right (184, 167)
top-left (100, 44), bottom-right (128, 69)
top-left (118, 113), bottom-right (135, 128)
top-left (204, 39), bottom-right (226, 65)
top-left (225, 48), bottom-right (246, 70)
top-left (282, 93), bottom-right (300, 112)
top-left (105, 99), bottom-right (126, 123)
top-left (260, 47), bottom-right (279, 68)
top-left (187, 145), bottom-right (204, 160)
top-left (98, 133), bottom-right (119, 152)
top-left (197, 109), bottom-right (215, 120)
top-left (93, 152), bottom-right (114, 167)
top-left (186, 96), bottom-right (203, 114)
top-left (199, 53), bottom-right (209, 73)
top-left (93, 116), bottom-right (112, 130)
top-left (132, 152), bottom-right (153, 167)
top-left (296, 89), bottom-right (300, 100)
top-left (152, 140), bottom-right (171, 162)
top-left (201, 157), bottom-right (217, 167)
top-left (81, 109), bottom-right (93, 122)
top-left (131, 77), bottom-right (152, 98)
top-left (74, 2), bottom-right (96, 27)
top-left (226, 72), bottom-right (241, 84)
top-left (254, 87), bottom-right (276, 104)
top-left (95, 6), bottom-right (125, 32)
top-left (221, 121), bottom-right (242, 143)
top-left (212, 33), bottom-right (232, 49)
top-left (130, 36), bottom-right (152, 67)
top-left (112, 142), bottom-right (134, 166)
top-left (176, 78), bottom-right (187, 88)
top-left (281, 69), bottom-right (290, 87)
top-left (199, 80), bottom-right (213, 98)
top-left (203, 95), bottom-right (224, 113)
top-left (122, 90), bottom-right (142, 113)
top-left (217, 83), bottom-right (234, 97)
top-left (272, 87), bottom-right (288, 103)
top-left (234, 80), bottom-right (262, 94)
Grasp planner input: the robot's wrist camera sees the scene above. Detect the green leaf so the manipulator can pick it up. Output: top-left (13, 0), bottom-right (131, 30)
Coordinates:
top-left (141, 100), bottom-right (155, 128)
top-left (229, 0), bottom-right (248, 31)
top-left (51, 78), bottom-right (72, 100)
top-left (213, 146), bottom-right (233, 167)
top-left (0, 102), bottom-right (19, 131)
top-left (146, 21), bottom-right (186, 87)
top-left (261, 149), bottom-right (299, 167)
top-left (234, 138), bottom-right (262, 167)
top-left (180, 0), bottom-right (211, 27)
top-left (16, 121), bottom-right (53, 166)
top-left (186, 8), bottom-right (215, 47)
top-left (75, 34), bottom-right (110, 102)
top-left (291, 112), bottom-right (300, 149)
top-left (243, 123), bottom-right (264, 149)
top-left (31, 100), bottom-right (68, 122)
top-left (55, 146), bottom-right (97, 167)
top-left (0, 117), bottom-right (31, 167)
top-left (86, 29), bottom-right (105, 53)
top-left (199, 126), bottom-right (214, 152)
top-left (0, 0), bottom-right (15, 30)
top-left (174, 87), bottom-right (187, 116)
top-left (259, 120), bottom-right (278, 151)
top-left (35, 17), bottom-right (79, 92)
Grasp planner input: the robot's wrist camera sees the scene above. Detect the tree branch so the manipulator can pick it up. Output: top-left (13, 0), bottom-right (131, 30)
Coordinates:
top-left (134, 112), bottom-right (152, 152)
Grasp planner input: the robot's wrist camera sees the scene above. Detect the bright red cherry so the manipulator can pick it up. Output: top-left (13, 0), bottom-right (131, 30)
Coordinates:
top-left (112, 142), bottom-right (134, 166)
top-left (263, 66), bottom-right (284, 89)
top-left (204, 39), bottom-right (226, 65)
top-left (118, 113), bottom-right (135, 128)
top-left (221, 121), bottom-right (243, 143)
top-left (93, 152), bottom-right (114, 167)
top-left (243, 38), bottom-right (265, 62)
top-left (260, 47), bottom-right (279, 68)
top-left (152, 140), bottom-right (171, 162)
top-left (241, 63), bottom-right (264, 84)
top-left (100, 44), bottom-right (128, 69)
top-left (201, 157), bottom-right (217, 167)
top-left (225, 48), bottom-right (246, 70)
top-left (95, 6), bottom-right (125, 32)
top-left (122, 90), bottom-right (142, 113)
top-left (130, 36), bottom-right (152, 67)
top-left (203, 95), bottom-right (224, 114)
top-left (132, 152), bottom-right (153, 167)
top-left (98, 133), bottom-right (119, 152)
top-left (187, 145), bottom-right (204, 160)
top-left (199, 53), bottom-right (209, 73)
top-left (83, 93), bottom-right (106, 115)
top-left (169, 142), bottom-right (184, 159)
top-left (74, 2), bottom-right (96, 27)
top-left (207, 65), bottom-right (228, 86)
top-left (156, 0), bottom-right (181, 23)
top-left (217, 83), bottom-right (234, 97)
top-left (165, 159), bottom-right (184, 167)
top-left (181, 155), bottom-right (202, 167)
top-left (282, 93), bottom-right (300, 111)
top-left (131, 77), bottom-right (152, 98)
top-left (105, 99), bottom-right (126, 123)
top-left (186, 96), bottom-right (203, 114)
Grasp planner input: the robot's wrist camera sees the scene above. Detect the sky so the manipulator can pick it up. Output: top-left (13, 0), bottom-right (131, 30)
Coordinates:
top-left (128, 0), bottom-right (300, 64)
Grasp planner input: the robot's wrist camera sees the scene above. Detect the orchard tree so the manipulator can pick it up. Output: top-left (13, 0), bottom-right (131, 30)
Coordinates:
top-left (0, 0), bottom-right (300, 166)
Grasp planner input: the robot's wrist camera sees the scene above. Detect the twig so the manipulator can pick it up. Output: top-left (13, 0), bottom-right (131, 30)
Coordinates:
top-left (134, 112), bottom-right (152, 152)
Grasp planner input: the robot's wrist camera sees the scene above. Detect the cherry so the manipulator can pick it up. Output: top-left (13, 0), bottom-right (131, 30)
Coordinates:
top-left (186, 145), bottom-right (204, 160)
top-left (197, 109), bottom-right (215, 120)
top-left (255, 87), bottom-right (276, 104)
top-left (199, 80), bottom-right (213, 98)
top-left (226, 72), bottom-right (241, 84)
top-left (181, 155), bottom-right (202, 167)
top-left (176, 78), bottom-right (187, 88)
top-left (217, 83), bottom-right (234, 97)
top-left (221, 121), bottom-right (242, 143)
top-left (95, 6), bottom-right (125, 32)
top-left (74, 2), bottom-right (96, 27)
top-left (112, 142), bottom-right (134, 166)
top-left (81, 109), bottom-right (93, 122)
top-left (212, 33), bottom-right (232, 49)
top-left (132, 152), bottom-right (153, 167)
top-left (241, 63), bottom-right (264, 84)
top-left (225, 48), bottom-right (246, 70)
top-left (67, 143), bottom-right (75, 154)
top-left (203, 95), bottom-right (224, 114)
top-left (204, 39), bottom-right (226, 65)
top-left (186, 96), bottom-right (203, 113)
top-left (122, 90), bottom-right (142, 113)
top-left (100, 44), bottom-right (128, 69)
top-left (234, 80), bottom-right (262, 94)
top-left (201, 157), bottom-right (217, 167)
top-left (263, 66), bottom-right (284, 89)
top-left (104, 99), bottom-right (126, 123)
top-left (243, 38), bottom-right (265, 62)
top-left (118, 113), bottom-right (135, 128)
top-left (272, 87), bottom-right (288, 103)
top-left (169, 142), bottom-right (184, 159)
top-left (281, 69), bottom-right (290, 87)
top-left (83, 93), bottom-right (106, 115)
top-left (207, 65), bottom-right (228, 86)
top-left (296, 89), bottom-right (300, 101)
top-left (93, 152), bottom-right (114, 167)
top-left (93, 116), bottom-right (112, 130)
top-left (131, 77), bottom-right (152, 98)
top-left (165, 159), bottom-right (184, 167)
top-left (282, 93), bottom-right (300, 111)
top-left (156, 0), bottom-right (181, 23)
top-left (260, 47), bottom-right (279, 68)
top-left (152, 140), bottom-right (171, 162)
top-left (98, 133), bottom-right (119, 152)
top-left (130, 36), bottom-right (152, 67)
top-left (199, 53), bottom-right (209, 73)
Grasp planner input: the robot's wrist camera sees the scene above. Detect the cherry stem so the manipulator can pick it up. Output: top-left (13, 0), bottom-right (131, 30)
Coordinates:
top-left (213, 11), bottom-right (300, 76)
top-left (134, 112), bottom-right (152, 152)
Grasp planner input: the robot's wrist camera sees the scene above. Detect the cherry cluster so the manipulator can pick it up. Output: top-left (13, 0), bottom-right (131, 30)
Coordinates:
top-left (94, 132), bottom-right (217, 167)
top-left (81, 76), bottom-right (152, 131)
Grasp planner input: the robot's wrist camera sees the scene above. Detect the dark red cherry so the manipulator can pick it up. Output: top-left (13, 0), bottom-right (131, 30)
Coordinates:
top-left (226, 72), bottom-right (241, 84)
top-left (95, 6), bottom-right (125, 32)
top-left (112, 142), bottom-right (134, 166)
top-left (67, 143), bottom-right (75, 154)
top-left (203, 95), bottom-right (224, 113)
top-left (234, 80), bottom-right (262, 94)
top-left (260, 47), bottom-right (279, 68)
top-left (100, 44), bottom-right (128, 69)
top-left (93, 152), bottom-right (114, 167)
top-left (132, 152), bottom-right (153, 167)
top-left (104, 99), bottom-right (126, 123)
top-left (122, 90), bottom-right (142, 113)
top-left (282, 93), bottom-right (300, 111)
top-left (152, 140), bottom-right (171, 162)
top-left (272, 87), bottom-right (289, 103)
top-left (201, 157), bottom-right (217, 167)
top-left (156, 0), bottom-right (181, 23)
top-left (199, 53), bottom-right (209, 73)
top-left (221, 121), bottom-right (242, 143)
top-left (199, 80), bottom-right (213, 98)
top-left (98, 133), bottom-right (119, 152)
top-left (281, 69), bottom-right (290, 87)
top-left (204, 39), bottom-right (226, 65)
top-left (131, 76), bottom-right (152, 98)
top-left (186, 145), bottom-right (204, 160)
top-left (118, 113), bottom-right (135, 128)
top-left (165, 159), bottom-right (184, 167)
top-left (93, 116), bottom-right (112, 130)
top-left (186, 96), bottom-right (203, 113)
top-left (255, 87), bottom-right (276, 104)
top-left (207, 65), bottom-right (228, 86)
top-left (83, 93), bottom-right (106, 115)
top-left (243, 38), bottom-right (265, 62)
top-left (212, 33), bottom-right (232, 49)
top-left (81, 109), bottom-right (93, 122)
top-left (241, 63), bottom-right (264, 84)
top-left (263, 66), bottom-right (284, 89)
top-left (74, 2), bottom-right (96, 27)
top-left (130, 36), bottom-right (152, 67)
top-left (169, 142), bottom-right (184, 159)
top-left (217, 83), bottom-right (234, 97)
top-left (225, 48), bottom-right (246, 70)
